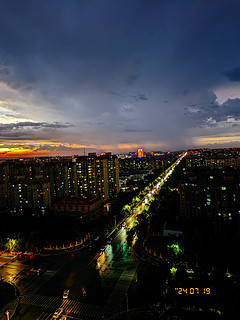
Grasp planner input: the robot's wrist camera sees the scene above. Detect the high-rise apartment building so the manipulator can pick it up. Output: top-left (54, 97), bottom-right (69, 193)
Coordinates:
top-left (75, 153), bottom-right (120, 199)
top-left (103, 152), bottom-right (120, 198)
top-left (44, 159), bottom-right (69, 199)
top-left (6, 160), bottom-right (43, 180)
top-left (7, 179), bottom-right (51, 213)
top-left (179, 167), bottom-right (240, 221)
top-left (0, 181), bottom-right (7, 209)
top-left (0, 152), bottom-right (120, 213)
top-left (0, 163), bottom-right (7, 209)
top-left (185, 148), bottom-right (240, 168)
top-left (75, 155), bottom-right (97, 198)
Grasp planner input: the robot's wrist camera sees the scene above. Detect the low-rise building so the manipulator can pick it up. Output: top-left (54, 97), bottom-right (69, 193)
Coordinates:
top-left (53, 197), bottom-right (103, 219)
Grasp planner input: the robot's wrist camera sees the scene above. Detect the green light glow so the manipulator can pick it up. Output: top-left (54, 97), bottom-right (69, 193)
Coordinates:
top-left (170, 267), bottom-right (177, 278)
top-left (167, 243), bottom-right (183, 256)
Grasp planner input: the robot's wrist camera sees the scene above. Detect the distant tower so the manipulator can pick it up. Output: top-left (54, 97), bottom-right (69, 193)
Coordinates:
top-left (137, 148), bottom-right (144, 158)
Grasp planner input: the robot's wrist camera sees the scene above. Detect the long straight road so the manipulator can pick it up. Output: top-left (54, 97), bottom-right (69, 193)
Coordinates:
top-left (130, 152), bottom-right (187, 217)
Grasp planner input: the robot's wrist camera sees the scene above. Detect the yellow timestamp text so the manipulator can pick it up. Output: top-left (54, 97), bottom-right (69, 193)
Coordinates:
top-left (175, 287), bottom-right (211, 295)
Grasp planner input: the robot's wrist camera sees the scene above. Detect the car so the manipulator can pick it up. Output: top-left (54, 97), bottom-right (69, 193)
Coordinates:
top-left (59, 317), bottom-right (67, 320)
top-left (186, 268), bottom-right (194, 274)
top-left (186, 269), bottom-right (194, 278)
top-left (100, 246), bottom-right (105, 251)
top-left (63, 289), bottom-right (69, 299)
top-left (52, 307), bottom-right (64, 318)
top-left (30, 267), bottom-right (42, 274)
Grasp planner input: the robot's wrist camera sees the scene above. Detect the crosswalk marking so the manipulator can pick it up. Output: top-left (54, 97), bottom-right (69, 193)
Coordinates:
top-left (20, 294), bottom-right (105, 319)
top-left (105, 259), bottom-right (139, 316)
top-left (36, 311), bottom-right (53, 320)
top-left (20, 255), bottom-right (71, 295)
top-left (18, 250), bottom-right (139, 319)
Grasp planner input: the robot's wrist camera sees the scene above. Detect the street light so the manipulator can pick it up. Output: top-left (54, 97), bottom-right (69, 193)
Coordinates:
top-left (6, 310), bottom-right (10, 320)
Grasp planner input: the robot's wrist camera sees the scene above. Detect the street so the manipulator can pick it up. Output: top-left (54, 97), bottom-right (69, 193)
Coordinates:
top-left (1, 227), bottom-right (135, 320)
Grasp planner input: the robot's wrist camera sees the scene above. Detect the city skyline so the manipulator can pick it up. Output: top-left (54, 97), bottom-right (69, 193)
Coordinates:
top-left (1, 0), bottom-right (240, 158)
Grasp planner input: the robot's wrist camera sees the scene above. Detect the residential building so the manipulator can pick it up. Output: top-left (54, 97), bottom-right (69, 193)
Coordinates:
top-left (0, 152), bottom-right (120, 213)
top-left (7, 178), bottom-right (51, 213)
top-left (179, 167), bottom-right (240, 221)
top-left (53, 197), bottom-right (103, 219)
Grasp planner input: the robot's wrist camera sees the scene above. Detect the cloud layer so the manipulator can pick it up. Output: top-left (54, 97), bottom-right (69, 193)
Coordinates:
top-left (0, 0), bottom-right (240, 156)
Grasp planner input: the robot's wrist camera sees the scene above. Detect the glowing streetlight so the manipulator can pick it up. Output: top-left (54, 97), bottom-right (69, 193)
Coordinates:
top-left (6, 310), bottom-right (10, 320)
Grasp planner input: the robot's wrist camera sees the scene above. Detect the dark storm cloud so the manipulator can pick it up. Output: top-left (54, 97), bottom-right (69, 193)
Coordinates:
top-left (131, 93), bottom-right (149, 101)
top-left (109, 91), bottom-right (149, 105)
top-left (125, 75), bottom-right (140, 86)
top-left (32, 144), bottom-right (79, 152)
top-left (0, 0), bottom-right (163, 122)
top-left (224, 66), bottom-right (240, 82)
top-left (185, 95), bottom-right (240, 127)
top-left (0, 1), bottom-right (153, 85)
top-left (86, 121), bottom-right (105, 126)
top-left (0, 0), bottom-right (240, 151)
top-left (123, 129), bottom-right (152, 133)
top-left (0, 121), bottom-right (72, 140)
top-left (0, 121), bottom-right (72, 130)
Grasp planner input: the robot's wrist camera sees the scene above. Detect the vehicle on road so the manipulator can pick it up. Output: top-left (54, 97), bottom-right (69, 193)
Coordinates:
top-left (82, 288), bottom-right (86, 296)
top-left (30, 267), bottom-right (42, 274)
top-left (52, 307), bottom-right (64, 318)
top-left (63, 289), bottom-right (69, 299)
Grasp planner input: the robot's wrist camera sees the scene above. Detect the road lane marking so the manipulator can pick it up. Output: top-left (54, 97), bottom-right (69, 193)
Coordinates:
top-left (20, 294), bottom-right (105, 318)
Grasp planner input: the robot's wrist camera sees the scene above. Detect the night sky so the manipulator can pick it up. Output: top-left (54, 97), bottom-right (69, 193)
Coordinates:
top-left (1, 0), bottom-right (240, 157)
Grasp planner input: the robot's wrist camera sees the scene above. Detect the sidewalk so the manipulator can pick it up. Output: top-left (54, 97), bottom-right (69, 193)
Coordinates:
top-left (133, 242), bottom-right (162, 267)
top-left (0, 297), bottom-right (19, 320)
top-left (0, 253), bottom-right (18, 268)
top-left (0, 253), bottom-right (20, 319)
top-left (0, 281), bottom-right (19, 320)
top-left (39, 234), bottom-right (91, 255)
